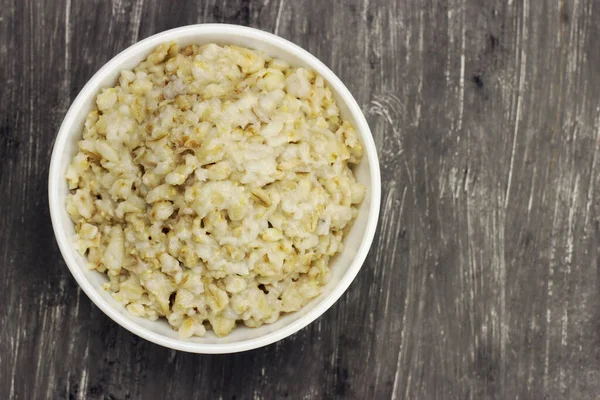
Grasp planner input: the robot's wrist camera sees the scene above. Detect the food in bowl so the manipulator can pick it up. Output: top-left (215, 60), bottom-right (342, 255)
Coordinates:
top-left (65, 42), bottom-right (365, 337)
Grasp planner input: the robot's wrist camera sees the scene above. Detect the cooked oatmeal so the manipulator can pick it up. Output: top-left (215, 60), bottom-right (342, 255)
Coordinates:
top-left (66, 42), bottom-right (364, 337)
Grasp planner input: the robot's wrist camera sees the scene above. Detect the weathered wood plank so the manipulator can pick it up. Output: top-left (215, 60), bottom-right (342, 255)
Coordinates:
top-left (1, 0), bottom-right (599, 399)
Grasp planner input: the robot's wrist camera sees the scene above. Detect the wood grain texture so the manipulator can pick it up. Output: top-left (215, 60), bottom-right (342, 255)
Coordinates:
top-left (1, 0), bottom-right (600, 399)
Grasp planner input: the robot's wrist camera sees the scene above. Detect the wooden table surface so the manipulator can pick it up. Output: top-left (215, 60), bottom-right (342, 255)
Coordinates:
top-left (2, 0), bottom-right (600, 399)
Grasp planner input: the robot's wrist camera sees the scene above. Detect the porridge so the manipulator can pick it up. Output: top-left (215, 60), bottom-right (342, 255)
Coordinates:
top-left (66, 42), bottom-right (364, 337)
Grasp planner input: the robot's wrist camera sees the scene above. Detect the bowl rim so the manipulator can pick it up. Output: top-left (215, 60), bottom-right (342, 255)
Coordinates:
top-left (48, 23), bottom-right (381, 354)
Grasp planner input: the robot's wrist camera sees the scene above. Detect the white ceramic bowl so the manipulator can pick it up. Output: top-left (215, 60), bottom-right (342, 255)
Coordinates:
top-left (48, 24), bottom-right (381, 353)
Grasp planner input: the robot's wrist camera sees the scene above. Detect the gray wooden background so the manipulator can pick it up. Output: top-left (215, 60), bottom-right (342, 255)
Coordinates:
top-left (1, 0), bottom-right (600, 399)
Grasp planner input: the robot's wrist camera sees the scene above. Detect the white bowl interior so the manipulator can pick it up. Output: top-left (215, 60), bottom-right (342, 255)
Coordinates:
top-left (49, 25), bottom-right (380, 352)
